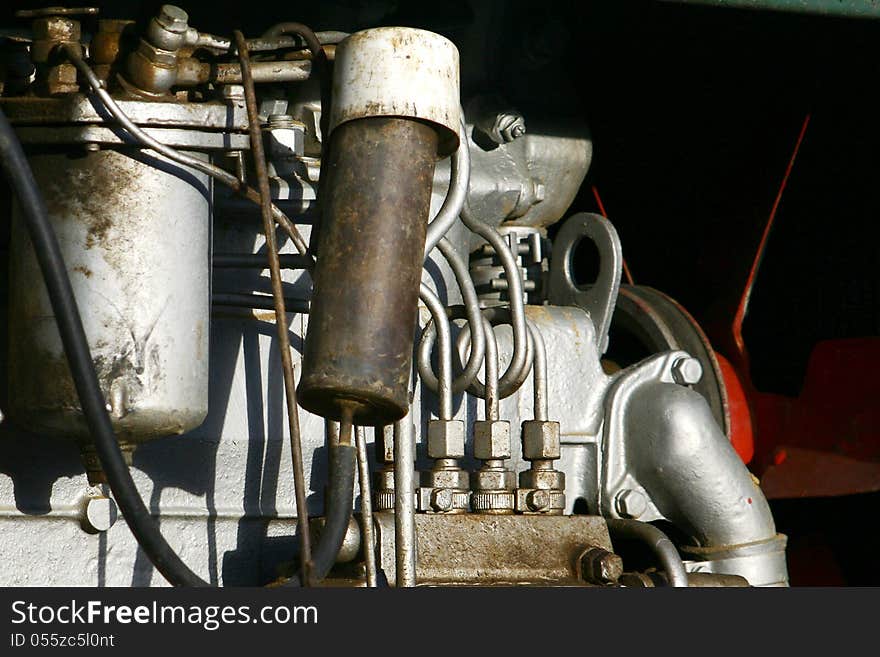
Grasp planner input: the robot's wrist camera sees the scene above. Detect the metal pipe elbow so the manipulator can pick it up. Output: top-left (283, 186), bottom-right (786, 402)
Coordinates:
top-left (625, 381), bottom-right (788, 585)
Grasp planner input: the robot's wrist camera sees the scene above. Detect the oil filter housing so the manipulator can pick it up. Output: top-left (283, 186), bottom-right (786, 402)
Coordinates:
top-left (3, 95), bottom-right (246, 468)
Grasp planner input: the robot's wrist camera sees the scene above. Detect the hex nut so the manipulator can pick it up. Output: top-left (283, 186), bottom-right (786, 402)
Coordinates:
top-left (578, 548), bottom-right (624, 584)
top-left (375, 469), bottom-right (395, 490)
top-left (377, 425), bottom-right (394, 463)
top-left (136, 39), bottom-right (177, 67)
top-left (518, 468), bottom-right (565, 491)
top-left (33, 16), bottom-right (80, 42)
top-left (46, 63), bottom-right (78, 95)
top-left (522, 420), bottom-right (561, 460)
top-left (157, 4), bottom-right (189, 32)
top-left (471, 468), bottom-right (516, 492)
top-left (671, 356), bottom-right (703, 386)
top-left (527, 489), bottom-right (550, 511)
top-left (427, 419), bottom-right (465, 459)
top-left (473, 420), bottom-right (511, 460)
top-left (615, 489), bottom-right (648, 519)
top-left (423, 468), bottom-right (469, 490)
top-left (266, 121), bottom-right (306, 160)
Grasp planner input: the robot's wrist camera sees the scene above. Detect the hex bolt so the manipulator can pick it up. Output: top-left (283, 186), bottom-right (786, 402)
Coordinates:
top-left (431, 489), bottom-right (454, 512)
top-left (579, 548), bottom-right (624, 585)
top-left (527, 489), bottom-right (550, 512)
top-left (671, 356), bottom-right (703, 386)
top-left (82, 495), bottom-right (118, 533)
top-left (156, 5), bottom-right (189, 33)
top-left (615, 489), bottom-right (648, 519)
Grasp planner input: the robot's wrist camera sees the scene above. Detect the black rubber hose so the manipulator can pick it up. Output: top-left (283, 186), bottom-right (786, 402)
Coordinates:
top-left (606, 518), bottom-right (690, 587)
top-left (0, 107), bottom-right (209, 587)
top-left (282, 444), bottom-right (356, 586)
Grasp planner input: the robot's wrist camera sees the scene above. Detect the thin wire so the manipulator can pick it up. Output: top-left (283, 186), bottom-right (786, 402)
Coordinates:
top-left (592, 185), bottom-right (634, 285)
top-left (234, 31), bottom-right (312, 585)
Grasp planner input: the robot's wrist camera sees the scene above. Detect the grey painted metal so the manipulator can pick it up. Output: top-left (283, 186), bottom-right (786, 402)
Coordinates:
top-left (548, 212), bottom-right (623, 355)
top-left (453, 112), bottom-right (592, 230)
top-left (601, 352), bottom-right (787, 586)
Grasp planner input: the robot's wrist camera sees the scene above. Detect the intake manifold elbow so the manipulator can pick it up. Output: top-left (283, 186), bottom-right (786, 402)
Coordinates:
top-left (603, 352), bottom-right (789, 586)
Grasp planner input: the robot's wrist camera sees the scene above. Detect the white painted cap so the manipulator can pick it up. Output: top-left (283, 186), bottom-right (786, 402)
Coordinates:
top-left (330, 27), bottom-right (461, 157)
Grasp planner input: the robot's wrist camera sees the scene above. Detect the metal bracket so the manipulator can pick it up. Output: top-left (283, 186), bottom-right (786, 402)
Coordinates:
top-left (547, 212), bottom-right (622, 354)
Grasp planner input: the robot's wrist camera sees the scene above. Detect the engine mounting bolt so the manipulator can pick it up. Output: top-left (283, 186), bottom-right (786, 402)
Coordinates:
top-left (671, 356), bottom-right (703, 386)
top-left (615, 489), bottom-right (647, 519)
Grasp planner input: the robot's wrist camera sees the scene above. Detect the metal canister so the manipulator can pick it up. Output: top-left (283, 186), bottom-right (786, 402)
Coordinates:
top-left (8, 147), bottom-right (211, 447)
top-left (297, 27), bottom-right (461, 425)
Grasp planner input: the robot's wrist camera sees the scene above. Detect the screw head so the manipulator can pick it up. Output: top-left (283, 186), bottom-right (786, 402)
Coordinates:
top-left (157, 4), bottom-right (189, 32)
top-left (671, 356), bottom-right (703, 385)
top-left (431, 489), bottom-right (453, 512)
top-left (527, 489), bottom-right (550, 511)
top-left (615, 489), bottom-right (648, 519)
top-left (83, 495), bottom-right (118, 533)
top-left (579, 548), bottom-right (624, 584)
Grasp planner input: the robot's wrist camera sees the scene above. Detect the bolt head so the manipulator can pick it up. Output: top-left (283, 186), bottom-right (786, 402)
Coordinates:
top-left (157, 5), bottom-right (189, 32)
top-left (471, 468), bottom-right (515, 491)
top-left (427, 420), bottom-right (465, 459)
top-left (431, 489), bottom-right (454, 512)
top-left (671, 356), bottom-right (703, 385)
top-left (84, 496), bottom-right (118, 533)
top-left (615, 489), bottom-right (648, 519)
top-left (473, 420), bottom-right (511, 460)
top-left (518, 468), bottom-right (565, 491)
top-left (46, 63), bottom-right (78, 95)
top-left (33, 16), bottom-right (80, 41)
top-left (521, 420), bottom-right (561, 460)
top-left (579, 548), bottom-right (624, 584)
top-left (527, 489), bottom-right (550, 511)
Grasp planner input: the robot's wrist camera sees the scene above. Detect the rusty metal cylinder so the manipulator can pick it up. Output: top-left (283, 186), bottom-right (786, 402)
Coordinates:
top-left (298, 118), bottom-right (438, 424)
top-left (298, 27), bottom-right (461, 425)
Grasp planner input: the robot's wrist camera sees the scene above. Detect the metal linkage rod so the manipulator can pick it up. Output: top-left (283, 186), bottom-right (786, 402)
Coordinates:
top-left (393, 412), bottom-right (417, 587)
top-left (355, 427), bottom-right (378, 587)
top-left (234, 30), bottom-right (312, 584)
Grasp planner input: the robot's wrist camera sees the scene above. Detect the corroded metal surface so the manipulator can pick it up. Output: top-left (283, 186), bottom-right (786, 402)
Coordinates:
top-left (298, 117), bottom-right (438, 425)
top-left (374, 512), bottom-right (613, 585)
top-left (7, 148), bottom-right (210, 443)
